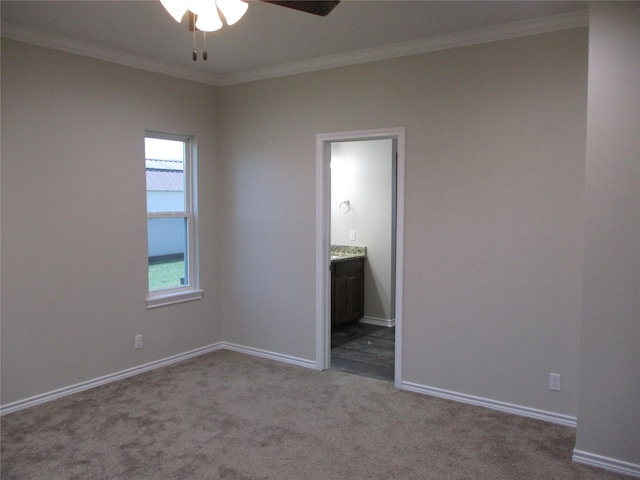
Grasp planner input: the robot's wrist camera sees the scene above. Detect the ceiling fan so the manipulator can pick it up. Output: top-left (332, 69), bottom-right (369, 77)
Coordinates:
top-left (260, 1), bottom-right (340, 17)
top-left (160, 0), bottom-right (341, 60)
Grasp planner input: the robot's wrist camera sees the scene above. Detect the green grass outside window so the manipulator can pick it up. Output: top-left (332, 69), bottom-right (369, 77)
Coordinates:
top-left (148, 257), bottom-right (185, 291)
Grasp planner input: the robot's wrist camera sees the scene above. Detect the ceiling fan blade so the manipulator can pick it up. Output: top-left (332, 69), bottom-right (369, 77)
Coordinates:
top-left (260, 1), bottom-right (340, 17)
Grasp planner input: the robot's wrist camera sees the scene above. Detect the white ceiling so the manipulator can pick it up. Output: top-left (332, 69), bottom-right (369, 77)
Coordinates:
top-left (1, 1), bottom-right (588, 85)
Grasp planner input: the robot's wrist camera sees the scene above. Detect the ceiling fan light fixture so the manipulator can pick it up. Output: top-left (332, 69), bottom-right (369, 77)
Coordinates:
top-left (159, 0), bottom-right (338, 61)
top-left (186, 0), bottom-right (211, 16)
top-left (195, 5), bottom-right (223, 31)
top-left (216, 0), bottom-right (248, 26)
top-left (159, 0), bottom-right (187, 22)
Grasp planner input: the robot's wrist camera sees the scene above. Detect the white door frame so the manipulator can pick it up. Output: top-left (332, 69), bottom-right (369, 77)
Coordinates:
top-left (315, 127), bottom-right (405, 388)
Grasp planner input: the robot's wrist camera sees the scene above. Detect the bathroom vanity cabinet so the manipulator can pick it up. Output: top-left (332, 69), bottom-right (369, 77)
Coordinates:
top-left (331, 257), bottom-right (365, 326)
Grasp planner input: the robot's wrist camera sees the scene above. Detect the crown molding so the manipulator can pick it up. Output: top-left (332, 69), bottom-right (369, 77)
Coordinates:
top-left (218, 10), bottom-right (589, 85)
top-left (0, 22), bottom-right (222, 86)
top-left (2, 9), bottom-right (588, 87)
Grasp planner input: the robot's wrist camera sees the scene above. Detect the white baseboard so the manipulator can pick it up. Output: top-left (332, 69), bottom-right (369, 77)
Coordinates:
top-left (401, 381), bottom-right (577, 427)
top-left (572, 450), bottom-right (640, 478)
top-left (0, 342), bottom-right (316, 416)
top-left (220, 342), bottom-right (317, 370)
top-left (359, 316), bottom-right (395, 328)
top-left (0, 343), bottom-right (224, 416)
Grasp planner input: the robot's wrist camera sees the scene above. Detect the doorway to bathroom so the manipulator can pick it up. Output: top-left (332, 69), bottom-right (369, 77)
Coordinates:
top-left (316, 128), bottom-right (405, 388)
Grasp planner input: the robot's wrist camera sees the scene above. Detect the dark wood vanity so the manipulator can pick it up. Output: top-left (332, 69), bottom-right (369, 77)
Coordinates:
top-left (331, 256), bottom-right (365, 326)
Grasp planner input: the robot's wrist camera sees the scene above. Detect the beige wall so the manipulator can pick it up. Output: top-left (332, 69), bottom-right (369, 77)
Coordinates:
top-left (1, 40), bottom-right (222, 405)
top-left (575, 2), bottom-right (640, 467)
top-left (219, 28), bottom-right (588, 417)
top-left (1, 28), bottom-right (589, 418)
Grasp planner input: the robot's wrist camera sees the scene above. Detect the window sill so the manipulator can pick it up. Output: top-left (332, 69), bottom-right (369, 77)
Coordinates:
top-left (146, 289), bottom-right (204, 309)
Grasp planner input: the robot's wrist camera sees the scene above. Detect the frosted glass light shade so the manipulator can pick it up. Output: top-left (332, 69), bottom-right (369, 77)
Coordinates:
top-left (216, 0), bottom-right (248, 25)
top-left (187, 0), bottom-right (210, 16)
top-left (160, 0), bottom-right (248, 30)
top-left (195, 7), bottom-right (223, 31)
top-left (160, 0), bottom-right (187, 22)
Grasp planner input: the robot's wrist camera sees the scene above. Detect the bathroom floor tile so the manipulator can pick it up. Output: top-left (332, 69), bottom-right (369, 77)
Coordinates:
top-left (331, 321), bottom-right (395, 382)
top-left (339, 336), bottom-right (395, 357)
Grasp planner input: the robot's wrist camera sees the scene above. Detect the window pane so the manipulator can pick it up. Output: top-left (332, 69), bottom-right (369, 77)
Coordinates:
top-left (148, 217), bottom-right (189, 291)
top-left (145, 138), bottom-right (185, 213)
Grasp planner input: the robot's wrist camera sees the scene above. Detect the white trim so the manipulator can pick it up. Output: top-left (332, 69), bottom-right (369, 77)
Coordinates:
top-left (316, 127), bottom-right (406, 390)
top-left (220, 342), bottom-right (317, 370)
top-left (215, 10), bottom-right (588, 85)
top-left (393, 130), bottom-right (406, 390)
top-left (315, 137), bottom-right (332, 371)
top-left (0, 22), bottom-right (220, 86)
top-left (0, 342), bottom-right (314, 416)
top-left (401, 381), bottom-right (577, 427)
top-left (359, 317), bottom-right (395, 328)
top-left (572, 450), bottom-right (640, 478)
top-left (0, 343), bottom-right (224, 416)
top-left (1, 10), bottom-right (588, 87)
top-left (145, 288), bottom-right (204, 309)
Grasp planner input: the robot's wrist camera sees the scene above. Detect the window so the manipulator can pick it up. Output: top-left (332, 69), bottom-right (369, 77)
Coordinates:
top-left (145, 132), bottom-right (202, 308)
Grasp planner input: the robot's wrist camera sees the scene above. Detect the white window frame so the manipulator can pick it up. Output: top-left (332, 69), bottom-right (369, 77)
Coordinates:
top-left (145, 131), bottom-right (203, 309)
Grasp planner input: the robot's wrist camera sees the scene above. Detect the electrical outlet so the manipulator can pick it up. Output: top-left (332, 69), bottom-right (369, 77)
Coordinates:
top-left (549, 373), bottom-right (561, 391)
top-left (135, 335), bottom-right (142, 350)
top-left (350, 230), bottom-right (356, 241)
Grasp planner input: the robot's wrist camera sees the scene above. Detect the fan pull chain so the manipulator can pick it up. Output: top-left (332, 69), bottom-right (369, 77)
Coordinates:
top-left (203, 32), bottom-right (208, 61)
top-left (188, 12), bottom-right (209, 61)
top-left (192, 27), bottom-right (197, 61)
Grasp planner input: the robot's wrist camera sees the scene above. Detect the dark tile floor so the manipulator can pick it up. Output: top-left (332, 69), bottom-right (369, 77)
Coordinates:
top-left (331, 321), bottom-right (395, 382)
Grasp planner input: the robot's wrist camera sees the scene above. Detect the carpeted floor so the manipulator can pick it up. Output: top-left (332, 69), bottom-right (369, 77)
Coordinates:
top-left (0, 350), bottom-right (629, 479)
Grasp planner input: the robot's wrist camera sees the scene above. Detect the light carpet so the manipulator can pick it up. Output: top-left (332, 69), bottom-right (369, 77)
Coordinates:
top-left (1, 350), bottom-right (628, 479)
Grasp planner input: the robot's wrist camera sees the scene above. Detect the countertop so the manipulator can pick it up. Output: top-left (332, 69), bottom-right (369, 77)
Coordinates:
top-left (331, 245), bottom-right (366, 262)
